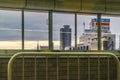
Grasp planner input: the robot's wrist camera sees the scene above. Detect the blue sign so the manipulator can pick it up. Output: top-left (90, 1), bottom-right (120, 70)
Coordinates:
top-left (92, 18), bottom-right (110, 22)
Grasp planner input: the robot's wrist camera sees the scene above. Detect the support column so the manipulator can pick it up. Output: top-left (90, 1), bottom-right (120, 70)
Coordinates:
top-left (48, 11), bottom-right (53, 50)
top-left (75, 13), bottom-right (77, 50)
top-left (97, 13), bottom-right (101, 50)
top-left (22, 9), bottom-right (24, 50)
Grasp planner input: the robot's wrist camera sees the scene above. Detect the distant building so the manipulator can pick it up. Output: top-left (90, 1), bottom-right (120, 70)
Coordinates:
top-left (36, 41), bottom-right (49, 50)
top-left (40, 46), bottom-right (49, 50)
top-left (91, 18), bottom-right (111, 33)
top-left (78, 18), bottom-right (115, 50)
top-left (60, 25), bottom-right (72, 50)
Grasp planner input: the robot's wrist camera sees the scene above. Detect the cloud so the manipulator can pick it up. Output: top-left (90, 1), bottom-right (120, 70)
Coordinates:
top-left (0, 28), bottom-right (21, 31)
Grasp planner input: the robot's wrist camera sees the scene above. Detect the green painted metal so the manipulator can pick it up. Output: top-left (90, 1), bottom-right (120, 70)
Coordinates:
top-left (22, 9), bottom-right (24, 50)
top-left (22, 56), bottom-right (24, 80)
top-left (0, 0), bottom-right (25, 8)
top-left (98, 56), bottom-right (100, 80)
top-left (48, 11), bottom-right (53, 50)
top-left (88, 56), bottom-right (90, 80)
top-left (8, 52), bottom-right (120, 80)
top-left (77, 56), bottom-right (80, 80)
top-left (0, 0), bottom-right (120, 13)
top-left (0, 0), bottom-right (120, 14)
top-left (97, 13), bottom-right (101, 50)
top-left (75, 13), bottom-right (77, 49)
top-left (46, 57), bottom-right (48, 80)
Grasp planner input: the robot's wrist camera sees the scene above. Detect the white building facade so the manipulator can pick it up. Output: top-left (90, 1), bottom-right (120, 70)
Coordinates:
top-left (78, 18), bottom-right (116, 50)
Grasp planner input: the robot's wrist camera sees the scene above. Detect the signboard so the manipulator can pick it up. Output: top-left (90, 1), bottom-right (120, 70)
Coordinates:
top-left (91, 18), bottom-right (110, 27)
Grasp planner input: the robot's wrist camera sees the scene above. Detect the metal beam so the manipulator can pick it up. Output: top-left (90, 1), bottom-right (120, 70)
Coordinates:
top-left (75, 13), bottom-right (77, 50)
top-left (48, 11), bottom-right (53, 50)
top-left (22, 9), bottom-right (24, 50)
top-left (97, 13), bottom-right (101, 50)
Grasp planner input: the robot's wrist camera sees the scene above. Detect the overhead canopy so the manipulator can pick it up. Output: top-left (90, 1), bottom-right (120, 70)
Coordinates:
top-left (0, 0), bottom-right (120, 14)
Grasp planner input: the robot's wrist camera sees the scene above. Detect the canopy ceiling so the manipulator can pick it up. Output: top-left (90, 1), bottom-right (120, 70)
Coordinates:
top-left (0, 0), bottom-right (120, 14)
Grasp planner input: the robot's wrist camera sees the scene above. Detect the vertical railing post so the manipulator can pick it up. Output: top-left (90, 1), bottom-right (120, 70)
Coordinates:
top-left (7, 59), bottom-right (12, 80)
top-left (34, 56), bottom-right (37, 80)
top-left (57, 57), bottom-right (59, 80)
top-left (46, 57), bottom-right (48, 80)
top-left (67, 56), bottom-right (69, 80)
top-left (88, 56), bottom-right (90, 80)
top-left (98, 56), bottom-right (100, 80)
top-left (107, 57), bottom-right (110, 80)
top-left (22, 56), bottom-right (24, 80)
top-left (78, 56), bottom-right (80, 80)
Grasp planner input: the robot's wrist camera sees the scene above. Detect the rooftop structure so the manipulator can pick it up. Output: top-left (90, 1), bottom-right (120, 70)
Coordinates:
top-left (78, 18), bottom-right (115, 50)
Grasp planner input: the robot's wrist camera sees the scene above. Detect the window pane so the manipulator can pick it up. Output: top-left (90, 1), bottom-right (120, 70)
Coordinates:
top-left (27, 0), bottom-right (54, 9)
top-left (0, 0), bottom-right (24, 8)
top-left (77, 14), bottom-right (97, 50)
top-left (55, 0), bottom-right (81, 11)
top-left (107, 0), bottom-right (120, 12)
top-left (82, 0), bottom-right (105, 12)
top-left (25, 11), bottom-right (48, 50)
top-left (0, 10), bottom-right (21, 49)
top-left (101, 15), bottom-right (118, 50)
top-left (53, 13), bottom-right (75, 50)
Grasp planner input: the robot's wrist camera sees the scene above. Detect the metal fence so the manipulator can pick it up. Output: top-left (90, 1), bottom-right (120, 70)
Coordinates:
top-left (8, 52), bottom-right (120, 80)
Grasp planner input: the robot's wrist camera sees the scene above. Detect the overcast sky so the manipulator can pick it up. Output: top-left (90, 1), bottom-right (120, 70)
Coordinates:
top-left (0, 10), bottom-right (120, 49)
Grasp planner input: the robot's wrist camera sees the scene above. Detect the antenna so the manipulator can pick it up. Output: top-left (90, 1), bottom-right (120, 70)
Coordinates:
top-left (83, 22), bottom-right (85, 32)
top-left (37, 41), bottom-right (39, 50)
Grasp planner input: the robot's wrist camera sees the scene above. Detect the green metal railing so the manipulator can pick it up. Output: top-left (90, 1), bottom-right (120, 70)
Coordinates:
top-left (7, 52), bottom-right (120, 80)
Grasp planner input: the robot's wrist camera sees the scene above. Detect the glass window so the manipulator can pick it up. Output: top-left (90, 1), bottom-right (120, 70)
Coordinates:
top-left (0, 10), bottom-right (21, 49)
top-left (53, 13), bottom-right (75, 50)
top-left (55, 0), bottom-right (81, 11)
top-left (27, 0), bottom-right (54, 9)
top-left (101, 15), bottom-right (119, 50)
top-left (82, 0), bottom-right (105, 12)
top-left (24, 11), bottom-right (48, 50)
top-left (107, 0), bottom-right (120, 12)
top-left (77, 14), bottom-right (97, 50)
